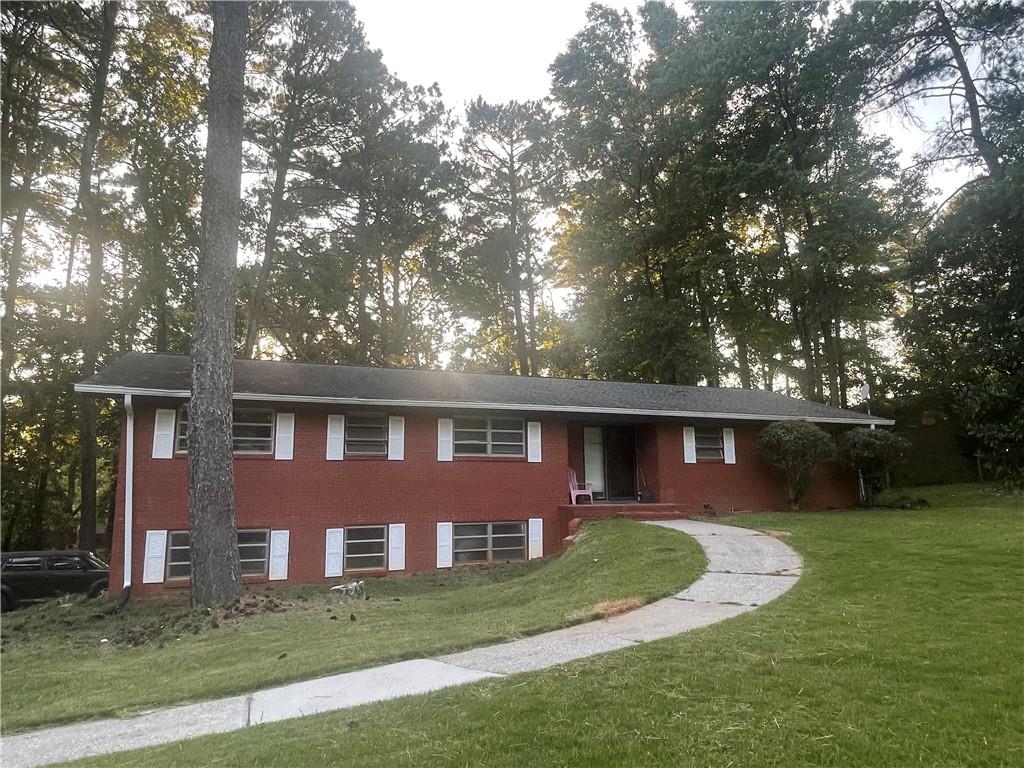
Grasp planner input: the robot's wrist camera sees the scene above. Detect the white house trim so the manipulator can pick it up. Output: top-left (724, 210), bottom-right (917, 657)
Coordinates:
top-left (73, 383), bottom-right (894, 426)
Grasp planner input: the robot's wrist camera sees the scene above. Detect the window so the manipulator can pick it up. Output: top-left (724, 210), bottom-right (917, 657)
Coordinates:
top-left (2, 556), bottom-right (42, 572)
top-left (345, 415), bottom-right (388, 456)
top-left (453, 522), bottom-right (526, 564)
top-left (47, 555), bottom-right (86, 571)
top-left (453, 418), bottom-right (525, 456)
top-left (344, 526), bottom-right (387, 571)
top-left (694, 427), bottom-right (724, 460)
top-left (166, 531), bottom-right (191, 579)
top-left (175, 406), bottom-right (274, 454)
top-left (165, 529), bottom-right (270, 580)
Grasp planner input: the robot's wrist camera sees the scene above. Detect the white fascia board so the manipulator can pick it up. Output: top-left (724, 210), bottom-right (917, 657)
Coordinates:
top-left (73, 383), bottom-right (896, 426)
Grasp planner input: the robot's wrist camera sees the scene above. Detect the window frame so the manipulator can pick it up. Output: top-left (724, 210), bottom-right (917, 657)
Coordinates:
top-left (174, 405), bottom-right (276, 455)
top-left (452, 521), bottom-right (527, 565)
top-left (165, 528), bottom-right (271, 581)
top-left (453, 417), bottom-right (526, 457)
top-left (693, 426), bottom-right (725, 461)
top-left (342, 525), bottom-right (388, 572)
top-left (343, 413), bottom-right (389, 457)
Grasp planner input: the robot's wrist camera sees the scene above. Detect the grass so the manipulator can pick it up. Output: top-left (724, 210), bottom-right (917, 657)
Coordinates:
top-left (63, 483), bottom-right (1023, 768)
top-left (0, 518), bottom-right (704, 734)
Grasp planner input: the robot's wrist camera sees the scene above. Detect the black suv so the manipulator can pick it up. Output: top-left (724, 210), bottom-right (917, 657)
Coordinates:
top-left (0, 551), bottom-right (110, 611)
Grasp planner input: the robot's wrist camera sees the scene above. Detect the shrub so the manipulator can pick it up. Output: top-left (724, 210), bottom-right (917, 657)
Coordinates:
top-left (758, 421), bottom-right (836, 510)
top-left (840, 428), bottom-right (911, 507)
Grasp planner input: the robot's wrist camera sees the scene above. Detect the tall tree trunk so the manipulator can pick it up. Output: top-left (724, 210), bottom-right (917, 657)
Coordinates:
top-left (933, 1), bottom-right (1003, 179)
top-left (188, 0), bottom-right (247, 608)
top-left (78, 1), bottom-right (119, 554)
top-left (835, 317), bottom-right (849, 408)
top-left (1, 188), bottom-right (30, 391)
top-left (820, 318), bottom-right (842, 407)
top-left (507, 153), bottom-right (529, 376)
top-left (736, 336), bottom-right (751, 389)
top-left (524, 248), bottom-right (539, 376)
top-left (355, 193), bottom-right (371, 364)
top-left (243, 125), bottom-right (294, 358)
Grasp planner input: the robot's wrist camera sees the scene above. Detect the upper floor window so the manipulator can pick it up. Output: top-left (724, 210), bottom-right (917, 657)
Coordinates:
top-left (453, 417), bottom-right (524, 456)
top-left (345, 414), bottom-right (388, 456)
top-left (694, 427), bottom-right (724, 460)
top-left (175, 406), bottom-right (274, 454)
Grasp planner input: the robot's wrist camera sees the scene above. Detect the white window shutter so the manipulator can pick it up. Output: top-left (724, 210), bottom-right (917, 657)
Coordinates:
top-left (683, 426), bottom-right (697, 464)
top-left (268, 530), bottom-right (289, 580)
top-left (437, 418), bottom-right (454, 462)
top-left (528, 518), bottom-right (543, 559)
top-left (527, 421), bottom-right (542, 463)
top-left (723, 427), bottom-right (736, 464)
top-left (274, 413), bottom-right (295, 460)
top-left (152, 409), bottom-right (176, 459)
top-left (326, 415), bottom-right (345, 460)
top-left (142, 530), bottom-right (167, 583)
top-left (388, 416), bottom-right (405, 460)
top-left (436, 522), bottom-right (453, 568)
top-left (325, 417), bottom-right (346, 460)
top-left (325, 528), bottom-right (344, 577)
top-left (388, 523), bottom-right (406, 571)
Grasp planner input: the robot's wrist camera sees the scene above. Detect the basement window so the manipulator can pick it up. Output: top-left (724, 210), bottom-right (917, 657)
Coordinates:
top-left (165, 529), bottom-right (270, 580)
top-left (453, 522), bottom-right (526, 564)
top-left (343, 526), bottom-right (387, 571)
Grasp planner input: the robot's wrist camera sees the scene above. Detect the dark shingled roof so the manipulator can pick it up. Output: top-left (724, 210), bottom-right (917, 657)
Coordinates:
top-left (75, 352), bottom-right (891, 425)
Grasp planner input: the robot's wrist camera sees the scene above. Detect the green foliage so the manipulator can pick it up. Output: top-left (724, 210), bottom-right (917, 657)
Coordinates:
top-left (840, 428), bottom-right (911, 506)
top-left (758, 421), bottom-right (836, 509)
top-left (900, 169), bottom-right (1024, 490)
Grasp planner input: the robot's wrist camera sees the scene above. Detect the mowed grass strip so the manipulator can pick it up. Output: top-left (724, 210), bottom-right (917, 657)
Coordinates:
top-left (65, 484), bottom-right (1023, 768)
top-left (0, 518), bottom-right (704, 733)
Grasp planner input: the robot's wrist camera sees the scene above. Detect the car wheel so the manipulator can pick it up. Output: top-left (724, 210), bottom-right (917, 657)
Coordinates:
top-left (1, 591), bottom-right (11, 612)
top-left (87, 581), bottom-right (107, 599)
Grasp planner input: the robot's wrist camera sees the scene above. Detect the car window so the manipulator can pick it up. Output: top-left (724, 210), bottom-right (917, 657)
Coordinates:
top-left (85, 554), bottom-right (109, 569)
top-left (47, 555), bottom-right (86, 571)
top-left (2, 556), bottom-right (43, 571)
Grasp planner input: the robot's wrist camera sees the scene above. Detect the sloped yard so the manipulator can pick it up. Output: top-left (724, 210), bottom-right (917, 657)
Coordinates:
top-left (62, 483), bottom-right (1023, 768)
top-left (0, 518), bottom-right (704, 733)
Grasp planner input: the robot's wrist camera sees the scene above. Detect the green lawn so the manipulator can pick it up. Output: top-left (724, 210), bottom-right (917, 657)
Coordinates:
top-left (0, 518), bottom-right (704, 733)
top-left (65, 484), bottom-right (1023, 768)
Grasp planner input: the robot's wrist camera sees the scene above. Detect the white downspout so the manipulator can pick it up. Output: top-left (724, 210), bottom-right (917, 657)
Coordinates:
top-left (123, 394), bottom-right (134, 590)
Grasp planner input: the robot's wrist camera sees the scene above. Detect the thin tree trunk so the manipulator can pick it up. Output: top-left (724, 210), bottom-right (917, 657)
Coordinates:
top-left (737, 337), bottom-right (751, 389)
top-left (1, 190), bottom-right (29, 391)
top-left (243, 125), bottom-right (294, 358)
top-left (78, 1), bottom-right (119, 554)
top-left (835, 317), bottom-right (849, 408)
top-left (188, 0), bottom-right (247, 608)
top-left (355, 193), bottom-right (371, 364)
top-left (524, 247), bottom-right (539, 376)
top-left (507, 152), bottom-right (529, 376)
top-left (933, 1), bottom-right (1003, 179)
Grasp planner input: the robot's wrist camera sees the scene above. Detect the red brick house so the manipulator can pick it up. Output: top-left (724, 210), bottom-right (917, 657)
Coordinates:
top-left (75, 353), bottom-right (891, 597)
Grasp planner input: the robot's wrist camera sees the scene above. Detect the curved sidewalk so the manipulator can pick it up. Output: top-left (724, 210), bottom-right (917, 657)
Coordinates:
top-left (0, 520), bottom-right (801, 768)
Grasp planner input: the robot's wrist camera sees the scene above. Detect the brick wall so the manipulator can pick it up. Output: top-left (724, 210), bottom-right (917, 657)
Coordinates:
top-left (650, 421), bottom-right (858, 513)
top-left (109, 400), bottom-right (857, 597)
top-left (111, 399), bottom-right (568, 596)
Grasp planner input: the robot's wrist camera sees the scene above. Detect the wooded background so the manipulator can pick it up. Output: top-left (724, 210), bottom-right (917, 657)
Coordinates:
top-left (2, 1), bottom-right (1021, 551)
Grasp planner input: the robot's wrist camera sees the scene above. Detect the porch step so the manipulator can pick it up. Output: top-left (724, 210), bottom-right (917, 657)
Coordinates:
top-left (558, 503), bottom-right (690, 522)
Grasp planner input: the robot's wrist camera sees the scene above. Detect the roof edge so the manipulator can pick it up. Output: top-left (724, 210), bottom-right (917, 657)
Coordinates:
top-left (73, 383), bottom-right (896, 426)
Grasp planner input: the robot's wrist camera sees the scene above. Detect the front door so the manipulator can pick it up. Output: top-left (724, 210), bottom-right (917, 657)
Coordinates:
top-left (583, 426), bottom-right (606, 498)
top-left (604, 426), bottom-right (637, 500)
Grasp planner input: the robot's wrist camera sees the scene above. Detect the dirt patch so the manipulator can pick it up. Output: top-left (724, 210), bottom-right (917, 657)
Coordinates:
top-left (766, 530), bottom-right (790, 538)
top-left (592, 597), bottom-right (643, 617)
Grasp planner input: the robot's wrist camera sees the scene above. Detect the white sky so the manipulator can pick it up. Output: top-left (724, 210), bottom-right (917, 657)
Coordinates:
top-left (351, 0), bottom-right (973, 201)
top-left (351, 0), bottom-right (594, 109)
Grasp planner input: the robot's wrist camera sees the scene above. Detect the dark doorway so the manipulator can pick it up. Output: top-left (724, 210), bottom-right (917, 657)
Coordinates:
top-left (604, 426), bottom-right (637, 500)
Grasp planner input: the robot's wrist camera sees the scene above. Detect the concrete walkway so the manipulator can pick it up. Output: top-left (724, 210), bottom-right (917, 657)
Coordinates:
top-left (1, 520), bottom-right (801, 768)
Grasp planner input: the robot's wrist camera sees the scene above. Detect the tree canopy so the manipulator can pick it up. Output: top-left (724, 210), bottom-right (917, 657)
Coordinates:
top-left (2, 0), bottom-right (1021, 550)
